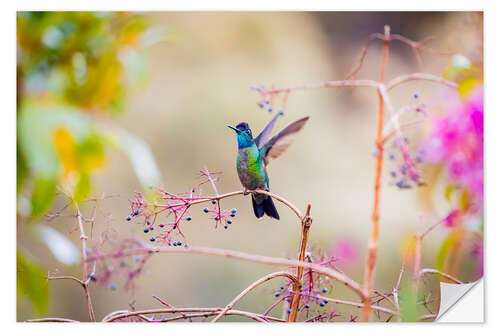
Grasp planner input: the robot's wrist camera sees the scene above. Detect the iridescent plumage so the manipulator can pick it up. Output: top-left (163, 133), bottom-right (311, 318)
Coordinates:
top-left (228, 114), bottom-right (309, 220)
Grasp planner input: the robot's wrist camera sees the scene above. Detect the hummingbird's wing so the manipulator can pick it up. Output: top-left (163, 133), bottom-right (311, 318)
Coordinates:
top-left (260, 116), bottom-right (309, 165)
top-left (254, 112), bottom-right (281, 149)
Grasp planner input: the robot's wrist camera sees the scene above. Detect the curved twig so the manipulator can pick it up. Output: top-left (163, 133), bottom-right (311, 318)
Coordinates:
top-left (212, 271), bottom-right (298, 322)
top-left (103, 307), bottom-right (279, 323)
top-left (386, 73), bottom-right (457, 90)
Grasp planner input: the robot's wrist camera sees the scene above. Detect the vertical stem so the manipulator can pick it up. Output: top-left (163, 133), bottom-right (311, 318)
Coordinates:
top-left (74, 202), bottom-right (96, 322)
top-left (361, 25), bottom-right (390, 322)
top-left (288, 204), bottom-right (312, 322)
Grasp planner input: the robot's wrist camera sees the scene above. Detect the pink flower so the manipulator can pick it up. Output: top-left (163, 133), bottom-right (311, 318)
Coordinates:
top-left (421, 87), bottom-right (483, 211)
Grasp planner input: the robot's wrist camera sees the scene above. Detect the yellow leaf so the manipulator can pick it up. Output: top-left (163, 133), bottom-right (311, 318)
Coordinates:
top-left (53, 127), bottom-right (78, 174)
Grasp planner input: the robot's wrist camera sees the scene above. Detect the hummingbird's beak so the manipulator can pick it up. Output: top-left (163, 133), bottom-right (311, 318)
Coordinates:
top-left (227, 125), bottom-right (240, 133)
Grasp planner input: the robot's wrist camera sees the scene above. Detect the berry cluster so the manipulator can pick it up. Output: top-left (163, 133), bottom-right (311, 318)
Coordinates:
top-left (124, 168), bottom-right (238, 246)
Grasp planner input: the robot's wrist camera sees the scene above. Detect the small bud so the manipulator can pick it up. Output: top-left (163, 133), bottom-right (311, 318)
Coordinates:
top-left (212, 199), bottom-right (216, 204)
top-left (159, 224), bottom-right (165, 228)
top-left (257, 101), bottom-right (265, 108)
top-left (88, 272), bottom-right (97, 282)
top-left (224, 225), bottom-right (228, 229)
top-left (279, 110), bottom-right (285, 116)
top-left (227, 219), bottom-right (232, 224)
top-left (126, 215), bottom-right (132, 221)
top-left (144, 228), bottom-right (149, 233)
top-left (134, 255), bottom-right (143, 262)
top-left (413, 92), bottom-right (419, 99)
top-left (150, 237), bottom-right (156, 242)
top-left (280, 284), bottom-right (285, 290)
top-left (204, 208), bottom-right (209, 213)
top-left (215, 216), bottom-right (219, 221)
top-left (108, 282), bottom-right (117, 291)
top-left (134, 209), bottom-right (140, 216)
top-left (268, 106), bottom-right (273, 112)
top-left (149, 226), bottom-right (154, 231)
top-left (177, 241), bottom-right (182, 246)
top-left (390, 170), bottom-right (397, 178)
top-left (322, 287), bottom-right (328, 293)
top-left (275, 292), bottom-right (281, 297)
top-left (173, 225), bottom-right (177, 229)
top-left (319, 301), bottom-right (325, 307)
top-left (230, 213), bottom-right (235, 217)
top-left (186, 216), bottom-right (192, 221)
top-left (389, 152), bottom-right (395, 160)
top-left (304, 304), bottom-right (310, 309)
top-left (231, 208), bottom-right (237, 214)
top-left (287, 309), bottom-right (292, 314)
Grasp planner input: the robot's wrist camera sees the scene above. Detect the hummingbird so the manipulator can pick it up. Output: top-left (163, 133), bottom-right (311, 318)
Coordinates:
top-left (228, 113), bottom-right (309, 220)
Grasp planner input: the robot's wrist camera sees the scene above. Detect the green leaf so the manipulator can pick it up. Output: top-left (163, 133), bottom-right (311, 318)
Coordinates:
top-left (17, 249), bottom-right (49, 314)
top-left (30, 177), bottom-right (56, 219)
top-left (398, 285), bottom-right (422, 322)
top-left (74, 172), bottom-right (91, 203)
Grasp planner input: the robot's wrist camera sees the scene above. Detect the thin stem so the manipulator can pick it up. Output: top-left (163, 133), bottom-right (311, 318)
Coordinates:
top-left (419, 268), bottom-right (463, 284)
top-left (288, 204), bottom-right (312, 322)
top-left (74, 202), bottom-right (96, 322)
top-left (211, 271), bottom-right (298, 322)
top-left (361, 24), bottom-right (390, 322)
top-left (87, 245), bottom-right (364, 298)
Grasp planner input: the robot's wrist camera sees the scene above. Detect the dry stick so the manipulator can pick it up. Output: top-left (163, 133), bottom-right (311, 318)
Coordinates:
top-left (211, 271), bottom-right (298, 322)
top-left (74, 202), bottom-right (96, 322)
top-left (419, 269), bottom-right (463, 284)
top-left (288, 204), bottom-right (313, 322)
top-left (361, 25), bottom-right (391, 323)
top-left (87, 245), bottom-right (364, 298)
top-left (102, 307), bottom-right (280, 323)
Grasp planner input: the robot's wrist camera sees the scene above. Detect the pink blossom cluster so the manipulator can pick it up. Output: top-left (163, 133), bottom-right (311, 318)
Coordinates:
top-left (420, 87), bottom-right (483, 211)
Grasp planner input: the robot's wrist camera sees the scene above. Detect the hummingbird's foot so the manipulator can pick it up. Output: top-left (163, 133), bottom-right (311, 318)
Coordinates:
top-left (243, 188), bottom-right (250, 196)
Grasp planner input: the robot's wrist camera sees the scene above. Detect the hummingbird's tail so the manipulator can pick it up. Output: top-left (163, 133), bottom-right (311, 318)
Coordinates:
top-left (252, 195), bottom-right (280, 220)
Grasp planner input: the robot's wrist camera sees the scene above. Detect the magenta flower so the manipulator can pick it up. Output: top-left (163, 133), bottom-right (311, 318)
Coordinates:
top-left (420, 87), bottom-right (483, 211)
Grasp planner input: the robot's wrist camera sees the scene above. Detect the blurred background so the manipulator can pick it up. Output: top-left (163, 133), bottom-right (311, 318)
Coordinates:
top-left (17, 12), bottom-right (483, 322)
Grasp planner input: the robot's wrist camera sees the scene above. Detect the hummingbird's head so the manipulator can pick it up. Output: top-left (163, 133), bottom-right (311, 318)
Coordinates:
top-left (227, 122), bottom-right (253, 148)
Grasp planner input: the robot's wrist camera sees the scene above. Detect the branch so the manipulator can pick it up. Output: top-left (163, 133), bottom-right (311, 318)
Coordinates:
top-left (290, 291), bottom-right (398, 316)
top-left (419, 268), bottom-right (463, 284)
top-left (361, 24), bottom-right (391, 323)
top-left (211, 271), bottom-right (298, 322)
top-left (87, 245), bottom-right (364, 298)
top-left (74, 202), bottom-right (96, 322)
top-left (288, 204), bottom-right (312, 322)
top-left (102, 307), bottom-right (282, 323)
top-left (386, 73), bottom-right (457, 90)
